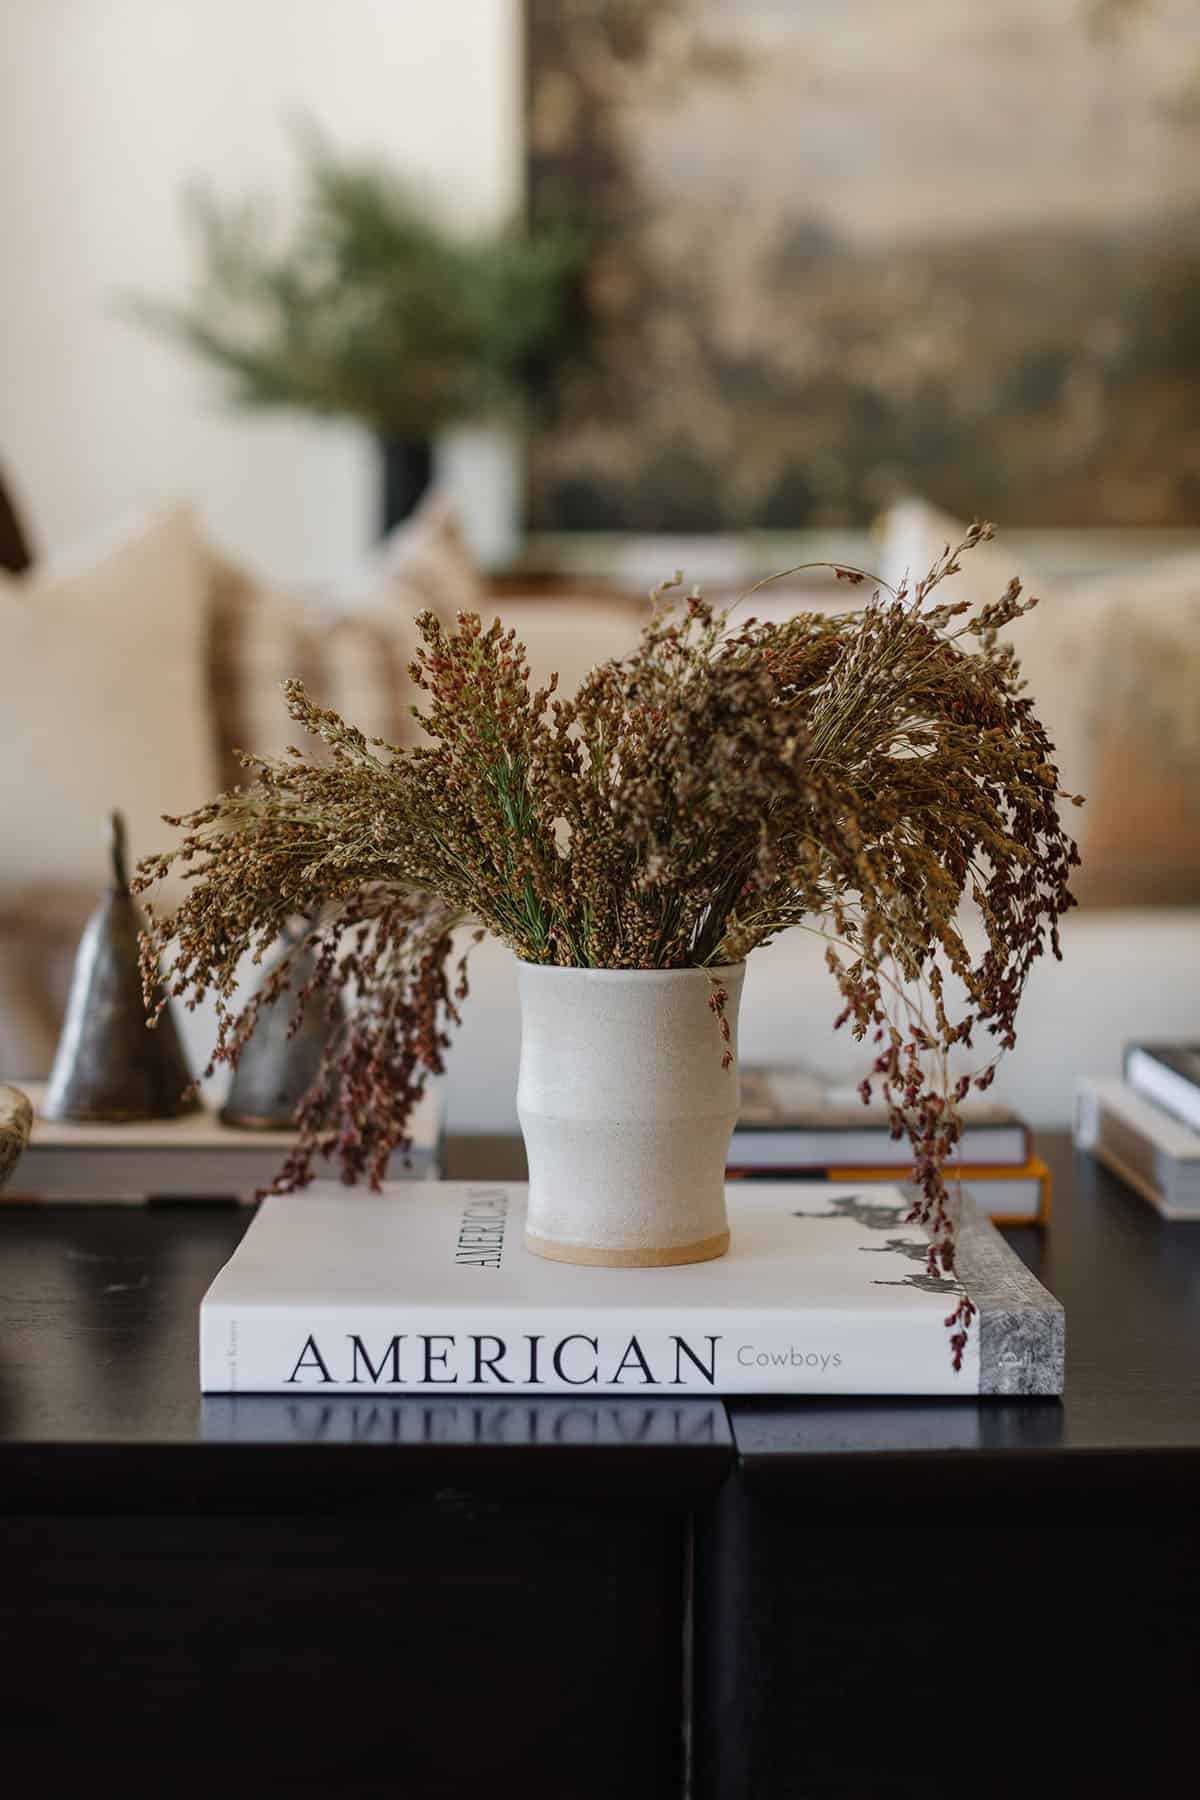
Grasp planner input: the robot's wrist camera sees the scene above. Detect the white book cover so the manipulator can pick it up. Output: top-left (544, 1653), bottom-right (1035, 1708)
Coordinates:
top-left (200, 1180), bottom-right (1064, 1397)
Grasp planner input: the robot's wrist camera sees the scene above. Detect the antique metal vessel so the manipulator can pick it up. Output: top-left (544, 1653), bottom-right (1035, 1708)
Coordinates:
top-left (42, 812), bottom-right (196, 1122)
top-left (220, 931), bottom-right (341, 1130)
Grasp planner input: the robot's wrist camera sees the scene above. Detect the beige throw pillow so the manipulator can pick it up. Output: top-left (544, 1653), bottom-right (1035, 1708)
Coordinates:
top-left (206, 552), bottom-right (426, 786)
top-left (372, 487), bottom-right (651, 698)
top-left (479, 593), bottom-right (648, 703)
top-left (1067, 565), bottom-right (1200, 908)
top-left (0, 506), bottom-right (220, 895)
top-left (878, 499), bottom-right (1200, 908)
top-left (204, 490), bottom-right (492, 783)
top-left (0, 882), bottom-right (95, 1078)
top-left (370, 488), bottom-right (488, 621)
top-left (205, 559), bottom-right (647, 791)
top-left (876, 498), bottom-right (1095, 806)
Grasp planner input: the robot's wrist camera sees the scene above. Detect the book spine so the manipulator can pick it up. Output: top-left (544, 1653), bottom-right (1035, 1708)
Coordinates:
top-left (728, 1164), bottom-right (1050, 1225)
top-left (829, 1164), bottom-right (1049, 1226)
top-left (1075, 1082), bottom-right (1200, 1219)
top-left (1086, 1141), bottom-right (1174, 1218)
top-left (725, 1127), bottom-right (1029, 1170)
top-left (201, 1302), bottom-right (980, 1397)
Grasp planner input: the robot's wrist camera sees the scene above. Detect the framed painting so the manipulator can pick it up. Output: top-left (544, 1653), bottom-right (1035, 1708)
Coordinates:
top-left (526, 0), bottom-right (1200, 530)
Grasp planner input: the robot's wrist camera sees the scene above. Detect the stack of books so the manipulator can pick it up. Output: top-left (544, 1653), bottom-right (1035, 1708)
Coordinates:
top-left (729, 1065), bottom-right (1049, 1224)
top-left (5, 1082), bottom-right (443, 1203)
top-left (1074, 1045), bottom-right (1200, 1219)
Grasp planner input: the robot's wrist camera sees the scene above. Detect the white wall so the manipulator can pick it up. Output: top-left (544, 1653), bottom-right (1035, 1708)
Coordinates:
top-left (0, 0), bottom-right (523, 585)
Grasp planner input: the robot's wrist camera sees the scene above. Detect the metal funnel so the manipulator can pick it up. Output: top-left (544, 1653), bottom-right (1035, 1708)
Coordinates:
top-left (220, 929), bottom-right (341, 1130)
top-left (42, 812), bottom-right (197, 1122)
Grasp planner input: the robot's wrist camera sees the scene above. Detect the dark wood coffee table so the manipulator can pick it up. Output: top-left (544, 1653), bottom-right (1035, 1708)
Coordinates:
top-left (0, 1134), bottom-right (1196, 1798)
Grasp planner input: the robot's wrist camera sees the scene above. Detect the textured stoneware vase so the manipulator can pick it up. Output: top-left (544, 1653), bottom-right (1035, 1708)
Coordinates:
top-left (516, 962), bottom-right (745, 1267)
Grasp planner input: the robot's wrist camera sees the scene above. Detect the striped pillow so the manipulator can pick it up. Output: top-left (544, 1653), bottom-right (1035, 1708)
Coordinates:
top-left (206, 492), bottom-right (490, 785)
top-left (206, 552), bottom-right (425, 789)
top-left (370, 489), bottom-right (487, 623)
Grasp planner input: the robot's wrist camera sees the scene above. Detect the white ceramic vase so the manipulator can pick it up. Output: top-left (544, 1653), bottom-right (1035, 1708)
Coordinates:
top-left (516, 961), bottom-right (745, 1267)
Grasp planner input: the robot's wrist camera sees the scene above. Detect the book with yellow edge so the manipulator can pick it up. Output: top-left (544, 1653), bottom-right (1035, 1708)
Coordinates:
top-left (728, 1155), bottom-right (1051, 1226)
top-left (821, 1156), bottom-right (1050, 1226)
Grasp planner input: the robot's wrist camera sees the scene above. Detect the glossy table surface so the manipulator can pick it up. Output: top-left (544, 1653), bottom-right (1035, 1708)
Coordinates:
top-left (0, 1134), bottom-right (1197, 1505)
top-left (4, 1131), bottom-right (1195, 1800)
top-left (730, 1134), bottom-right (1200, 1503)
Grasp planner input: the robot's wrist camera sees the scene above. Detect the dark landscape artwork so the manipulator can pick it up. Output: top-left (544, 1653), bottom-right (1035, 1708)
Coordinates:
top-left (526, 0), bottom-right (1200, 530)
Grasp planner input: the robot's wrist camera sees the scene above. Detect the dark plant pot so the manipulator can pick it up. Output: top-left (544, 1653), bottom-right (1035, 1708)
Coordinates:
top-left (380, 436), bottom-right (433, 534)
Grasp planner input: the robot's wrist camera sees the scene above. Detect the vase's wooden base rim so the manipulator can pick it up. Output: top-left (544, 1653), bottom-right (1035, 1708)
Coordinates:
top-left (524, 1228), bottom-right (730, 1268)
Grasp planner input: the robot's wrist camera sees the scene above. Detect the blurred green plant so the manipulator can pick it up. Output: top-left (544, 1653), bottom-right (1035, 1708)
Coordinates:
top-left (130, 126), bottom-right (584, 438)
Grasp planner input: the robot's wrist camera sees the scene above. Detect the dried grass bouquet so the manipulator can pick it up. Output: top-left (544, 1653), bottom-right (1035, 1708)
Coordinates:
top-left (137, 524), bottom-right (1079, 1358)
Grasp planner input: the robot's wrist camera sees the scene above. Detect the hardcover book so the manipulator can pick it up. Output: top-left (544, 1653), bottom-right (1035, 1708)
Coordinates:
top-left (732, 1065), bottom-right (1030, 1169)
top-left (1123, 1044), bottom-right (1200, 1136)
top-left (745, 1156), bottom-right (1053, 1226)
top-left (200, 1180), bottom-right (1064, 1397)
top-left (1074, 1076), bottom-right (1200, 1218)
top-left (7, 1082), bottom-right (441, 1202)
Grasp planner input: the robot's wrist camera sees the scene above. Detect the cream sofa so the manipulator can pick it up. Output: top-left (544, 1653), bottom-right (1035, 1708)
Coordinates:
top-left (435, 512), bottom-right (1200, 1135)
top-left (438, 909), bottom-right (1200, 1134)
top-left (5, 495), bottom-right (1198, 1136)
